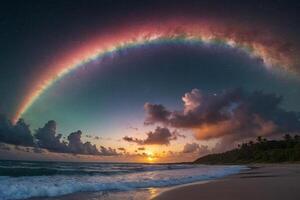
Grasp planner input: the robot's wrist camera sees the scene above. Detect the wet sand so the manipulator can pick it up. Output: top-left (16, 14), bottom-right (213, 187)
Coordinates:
top-left (153, 164), bottom-right (300, 200)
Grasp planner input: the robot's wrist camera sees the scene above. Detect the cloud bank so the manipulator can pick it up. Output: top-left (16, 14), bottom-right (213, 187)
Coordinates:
top-left (0, 117), bottom-right (119, 156)
top-left (123, 126), bottom-right (179, 145)
top-left (144, 88), bottom-right (300, 145)
top-left (0, 115), bottom-right (34, 146)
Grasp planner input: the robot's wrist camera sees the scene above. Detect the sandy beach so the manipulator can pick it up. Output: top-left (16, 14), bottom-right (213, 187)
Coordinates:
top-left (153, 164), bottom-right (300, 200)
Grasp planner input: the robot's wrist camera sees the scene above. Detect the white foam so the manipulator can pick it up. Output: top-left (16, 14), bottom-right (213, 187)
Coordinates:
top-left (0, 165), bottom-right (247, 200)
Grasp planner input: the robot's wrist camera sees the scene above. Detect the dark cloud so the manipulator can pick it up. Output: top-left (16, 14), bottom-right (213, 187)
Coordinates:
top-left (0, 115), bottom-right (34, 146)
top-left (118, 147), bottom-right (126, 151)
top-left (123, 126), bottom-right (178, 145)
top-left (35, 120), bottom-right (68, 153)
top-left (99, 146), bottom-right (119, 156)
top-left (123, 136), bottom-right (144, 144)
top-left (182, 143), bottom-right (210, 156)
top-left (99, 146), bottom-right (120, 156)
top-left (182, 143), bottom-right (200, 153)
top-left (126, 125), bottom-right (139, 131)
top-left (137, 147), bottom-right (145, 151)
top-left (143, 127), bottom-right (178, 145)
top-left (0, 117), bottom-right (119, 156)
top-left (68, 130), bottom-right (100, 155)
top-left (144, 103), bottom-right (171, 125)
top-left (144, 88), bottom-right (300, 144)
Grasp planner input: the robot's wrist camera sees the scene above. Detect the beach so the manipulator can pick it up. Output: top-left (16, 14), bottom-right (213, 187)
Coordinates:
top-left (154, 164), bottom-right (300, 200)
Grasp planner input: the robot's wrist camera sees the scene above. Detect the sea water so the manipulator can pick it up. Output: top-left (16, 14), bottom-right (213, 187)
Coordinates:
top-left (0, 160), bottom-right (247, 200)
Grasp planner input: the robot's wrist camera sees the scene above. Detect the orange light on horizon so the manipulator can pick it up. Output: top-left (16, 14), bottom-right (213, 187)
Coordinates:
top-left (145, 150), bottom-right (158, 163)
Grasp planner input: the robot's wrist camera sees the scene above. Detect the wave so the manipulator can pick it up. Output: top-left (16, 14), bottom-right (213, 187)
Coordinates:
top-left (0, 164), bottom-right (247, 200)
top-left (0, 161), bottom-right (196, 177)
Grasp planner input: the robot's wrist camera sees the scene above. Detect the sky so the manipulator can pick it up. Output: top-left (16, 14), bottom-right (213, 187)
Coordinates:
top-left (1, 0), bottom-right (300, 163)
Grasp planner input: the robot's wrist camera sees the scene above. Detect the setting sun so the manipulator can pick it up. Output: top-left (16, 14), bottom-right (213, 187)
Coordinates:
top-left (147, 156), bottom-right (155, 162)
top-left (145, 150), bottom-right (157, 162)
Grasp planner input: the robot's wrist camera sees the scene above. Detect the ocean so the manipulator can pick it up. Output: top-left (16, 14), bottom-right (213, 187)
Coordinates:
top-left (0, 160), bottom-right (246, 200)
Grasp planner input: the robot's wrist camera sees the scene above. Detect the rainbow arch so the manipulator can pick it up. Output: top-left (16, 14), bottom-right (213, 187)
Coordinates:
top-left (13, 18), bottom-right (297, 123)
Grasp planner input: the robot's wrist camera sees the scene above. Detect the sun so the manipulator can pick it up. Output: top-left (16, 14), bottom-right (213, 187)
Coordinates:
top-left (147, 156), bottom-right (154, 162)
top-left (145, 150), bottom-right (156, 162)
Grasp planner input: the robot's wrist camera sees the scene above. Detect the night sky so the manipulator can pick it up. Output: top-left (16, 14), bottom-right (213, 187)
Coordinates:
top-left (1, 0), bottom-right (300, 162)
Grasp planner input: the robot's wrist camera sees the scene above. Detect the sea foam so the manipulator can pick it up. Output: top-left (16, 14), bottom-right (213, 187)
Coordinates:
top-left (0, 164), bottom-right (246, 200)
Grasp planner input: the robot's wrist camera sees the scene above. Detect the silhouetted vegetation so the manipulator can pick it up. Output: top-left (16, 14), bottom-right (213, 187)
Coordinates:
top-left (194, 135), bottom-right (300, 164)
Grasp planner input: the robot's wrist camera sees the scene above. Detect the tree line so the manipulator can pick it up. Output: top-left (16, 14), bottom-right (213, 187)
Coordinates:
top-left (194, 135), bottom-right (300, 164)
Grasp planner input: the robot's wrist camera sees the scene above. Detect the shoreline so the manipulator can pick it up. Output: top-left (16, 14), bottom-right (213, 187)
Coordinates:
top-left (22, 164), bottom-right (300, 200)
top-left (153, 164), bottom-right (300, 200)
top-left (25, 164), bottom-right (245, 200)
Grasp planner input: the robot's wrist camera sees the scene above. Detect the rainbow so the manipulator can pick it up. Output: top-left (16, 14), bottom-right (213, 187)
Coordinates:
top-left (12, 18), bottom-right (298, 123)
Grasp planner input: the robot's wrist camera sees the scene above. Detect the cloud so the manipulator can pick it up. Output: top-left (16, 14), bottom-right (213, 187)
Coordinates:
top-left (68, 130), bottom-right (100, 155)
top-left (0, 115), bottom-right (34, 146)
top-left (144, 103), bottom-right (171, 125)
top-left (123, 136), bottom-right (144, 144)
top-left (123, 126), bottom-right (178, 145)
top-left (35, 120), bottom-right (68, 153)
top-left (126, 125), bottom-right (139, 131)
top-left (182, 143), bottom-right (200, 153)
top-left (137, 147), bottom-right (145, 151)
top-left (99, 146), bottom-right (119, 156)
top-left (34, 120), bottom-right (119, 156)
top-left (0, 116), bottom-right (121, 157)
top-left (182, 89), bottom-right (202, 114)
top-left (144, 88), bottom-right (300, 146)
top-left (143, 127), bottom-right (178, 145)
top-left (182, 143), bottom-right (210, 155)
top-left (118, 147), bottom-right (126, 151)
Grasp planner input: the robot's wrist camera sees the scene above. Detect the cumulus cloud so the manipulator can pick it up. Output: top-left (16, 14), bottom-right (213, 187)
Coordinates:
top-left (0, 116), bottom-right (121, 157)
top-left (182, 143), bottom-right (210, 156)
top-left (126, 125), bottom-right (139, 131)
top-left (144, 88), bottom-right (300, 146)
top-left (182, 143), bottom-right (200, 153)
top-left (68, 130), bottom-right (100, 155)
top-left (123, 126), bottom-right (178, 145)
top-left (182, 89), bottom-right (202, 114)
top-left (35, 120), bottom-right (68, 152)
top-left (99, 146), bottom-right (119, 156)
top-left (0, 115), bottom-right (34, 146)
top-left (144, 103), bottom-right (171, 125)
